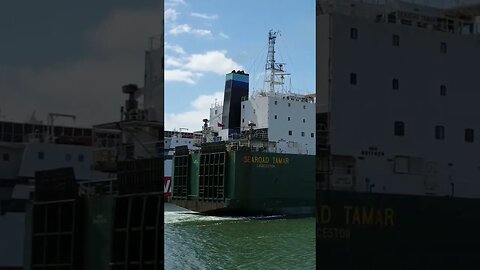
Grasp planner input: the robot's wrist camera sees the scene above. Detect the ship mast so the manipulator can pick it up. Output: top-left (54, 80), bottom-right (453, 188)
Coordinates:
top-left (265, 30), bottom-right (290, 93)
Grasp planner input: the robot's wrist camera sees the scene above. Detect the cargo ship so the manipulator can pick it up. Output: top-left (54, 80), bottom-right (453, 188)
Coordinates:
top-left (316, 0), bottom-right (480, 268)
top-left (16, 36), bottom-right (165, 269)
top-left (170, 31), bottom-right (316, 216)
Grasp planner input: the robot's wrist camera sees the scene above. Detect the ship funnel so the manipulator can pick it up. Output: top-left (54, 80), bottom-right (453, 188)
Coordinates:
top-left (221, 70), bottom-right (249, 136)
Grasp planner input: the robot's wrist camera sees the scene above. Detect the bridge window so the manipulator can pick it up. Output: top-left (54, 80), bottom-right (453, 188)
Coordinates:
top-left (441, 42), bottom-right (447, 54)
top-left (311, 133), bottom-right (314, 138)
top-left (393, 34), bottom-right (400, 46)
top-left (394, 121), bottom-right (404, 136)
top-left (274, 115), bottom-right (277, 119)
top-left (392, 78), bottom-right (399, 90)
top-left (288, 117), bottom-right (291, 121)
top-left (435, 125), bottom-right (445, 140)
top-left (465, 129), bottom-right (474, 143)
top-left (289, 130), bottom-right (292, 136)
top-left (301, 132), bottom-right (305, 137)
top-left (350, 73), bottom-right (357, 85)
top-left (350, 28), bottom-right (358, 40)
top-left (440, 85), bottom-right (446, 96)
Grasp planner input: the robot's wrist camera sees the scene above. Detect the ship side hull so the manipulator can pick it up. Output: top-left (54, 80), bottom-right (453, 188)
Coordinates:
top-left (172, 151), bottom-right (315, 217)
top-left (317, 190), bottom-right (480, 269)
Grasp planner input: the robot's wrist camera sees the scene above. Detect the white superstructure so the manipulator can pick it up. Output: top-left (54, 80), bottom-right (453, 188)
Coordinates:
top-left (163, 130), bottom-right (201, 177)
top-left (209, 31), bottom-right (316, 155)
top-left (0, 120), bottom-right (114, 268)
top-left (317, 0), bottom-right (480, 197)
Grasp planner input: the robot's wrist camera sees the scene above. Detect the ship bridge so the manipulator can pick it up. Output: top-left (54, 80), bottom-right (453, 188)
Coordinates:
top-left (318, 0), bottom-right (480, 36)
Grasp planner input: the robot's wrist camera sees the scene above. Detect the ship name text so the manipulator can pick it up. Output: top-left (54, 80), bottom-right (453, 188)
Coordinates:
top-left (243, 155), bottom-right (290, 166)
top-left (318, 205), bottom-right (395, 226)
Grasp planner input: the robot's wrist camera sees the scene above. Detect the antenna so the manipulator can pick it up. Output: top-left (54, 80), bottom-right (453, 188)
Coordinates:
top-left (264, 30), bottom-right (290, 93)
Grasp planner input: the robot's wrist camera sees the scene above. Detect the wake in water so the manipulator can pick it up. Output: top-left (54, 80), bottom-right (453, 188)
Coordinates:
top-left (164, 203), bottom-right (286, 224)
top-left (164, 203), bottom-right (315, 270)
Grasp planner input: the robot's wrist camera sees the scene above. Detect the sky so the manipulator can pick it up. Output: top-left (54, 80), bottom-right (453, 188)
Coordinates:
top-left (0, 0), bottom-right (161, 127)
top-left (0, 0), bottom-right (477, 129)
top-left (164, 0), bottom-right (316, 132)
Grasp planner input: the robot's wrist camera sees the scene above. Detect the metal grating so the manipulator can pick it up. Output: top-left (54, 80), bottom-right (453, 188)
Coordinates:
top-left (35, 167), bottom-right (77, 201)
top-left (199, 152), bottom-right (226, 201)
top-left (172, 155), bottom-right (189, 198)
top-left (31, 200), bottom-right (81, 270)
top-left (117, 158), bottom-right (163, 195)
top-left (110, 194), bottom-right (162, 270)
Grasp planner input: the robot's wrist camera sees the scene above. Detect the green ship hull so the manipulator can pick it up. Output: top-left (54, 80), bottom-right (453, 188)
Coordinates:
top-left (171, 150), bottom-right (315, 216)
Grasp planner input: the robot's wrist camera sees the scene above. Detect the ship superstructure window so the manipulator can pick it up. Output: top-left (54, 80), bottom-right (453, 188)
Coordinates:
top-left (311, 133), bottom-right (314, 138)
top-left (350, 73), bottom-right (357, 85)
top-left (394, 121), bottom-right (404, 136)
top-left (301, 132), bottom-right (305, 137)
top-left (65, 154), bottom-right (71, 161)
top-left (78, 154), bottom-right (84, 162)
top-left (441, 42), bottom-right (447, 54)
top-left (274, 115), bottom-right (277, 119)
top-left (2, 153), bottom-right (9, 161)
top-left (275, 101), bottom-right (278, 105)
top-left (288, 103), bottom-right (291, 107)
top-left (440, 85), bottom-right (446, 96)
top-left (350, 28), bottom-right (358, 40)
top-left (435, 125), bottom-right (445, 140)
top-left (242, 118), bottom-right (244, 123)
top-left (288, 117), bottom-right (291, 121)
top-left (289, 130), bottom-right (292, 136)
top-left (38, 152), bottom-right (44, 160)
top-left (392, 78), bottom-right (399, 90)
top-left (393, 35), bottom-right (400, 46)
top-left (465, 129), bottom-right (474, 143)
top-left (303, 119), bottom-right (306, 123)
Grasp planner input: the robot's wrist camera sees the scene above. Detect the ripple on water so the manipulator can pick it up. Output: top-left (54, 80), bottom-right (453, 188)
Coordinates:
top-left (164, 204), bottom-right (315, 270)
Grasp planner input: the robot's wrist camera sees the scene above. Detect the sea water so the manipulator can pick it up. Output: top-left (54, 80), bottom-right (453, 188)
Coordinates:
top-left (164, 203), bottom-right (315, 269)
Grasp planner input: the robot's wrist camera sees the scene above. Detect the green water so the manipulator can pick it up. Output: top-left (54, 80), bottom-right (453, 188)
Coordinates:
top-left (164, 203), bottom-right (315, 270)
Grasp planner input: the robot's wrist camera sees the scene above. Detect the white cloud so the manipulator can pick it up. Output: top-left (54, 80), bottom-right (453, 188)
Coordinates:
top-left (165, 8), bottom-right (179, 22)
top-left (164, 50), bottom-right (242, 84)
top-left (169, 24), bottom-right (212, 37)
top-left (165, 42), bottom-right (186, 54)
top-left (165, 69), bottom-right (202, 84)
top-left (165, 92), bottom-right (224, 131)
top-left (191, 12), bottom-right (218, 20)
top-left (219, 32), bottom-right (229, 39)
top-left (185, 51), bottom-right (243, 75)
top-left (165, 0), bottom-right (186, 7)
top-left (165, 55), bottom-right (184, 68)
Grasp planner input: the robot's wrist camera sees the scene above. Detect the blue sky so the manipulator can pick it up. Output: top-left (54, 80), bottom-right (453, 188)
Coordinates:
top-left (164, 0), bottom-right (316, 131)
